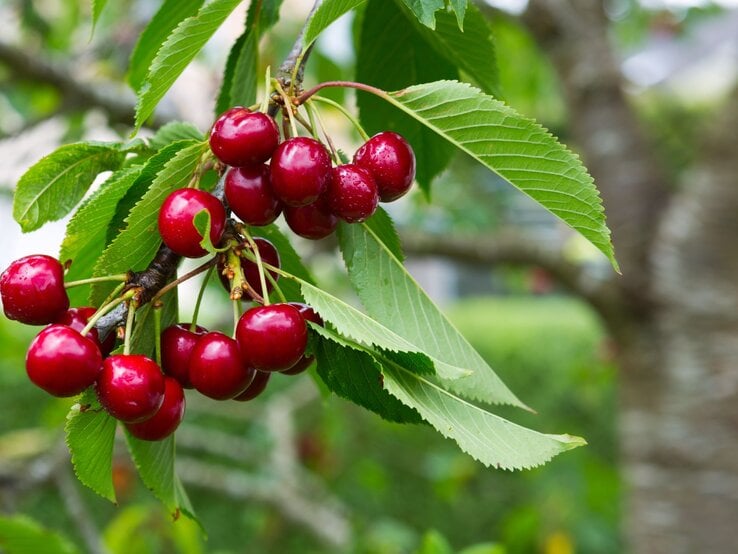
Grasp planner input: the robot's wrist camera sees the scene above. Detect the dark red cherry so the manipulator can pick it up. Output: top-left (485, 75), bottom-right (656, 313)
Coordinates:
top-left (353, 131), bottom-right (415, 202)
top-left (270, 137), bottom-right (332, 207)
top-left (209, 107), bottom-right (280, 167)
top-left (281, 302), bottom-right (323, 376)
top-left (158, 188), bottom-right (226, 258)
top-left (25, 324), bottom-right (102, 397)
top-left (236, 304), bottom-right (307, 372)
top-left (56, 307), bottom-right (116, 356)
top-left (224, 165), bottom-right (282, 226)
top-left (1, 255), bottom-right (69, 325)
top-left (160, 323), bottom-right (207, 388)
top-left (189, 332), bottom-right (255, 400)
top-left (217, 238), bottom-right (280, 298)
top-left (125, 377), bottom-right (185, 441)
top-left (283, 196), bottom-right (338, 240)
top-left (96, 355), bottom-right (165, 423)
top-left (233, 371), bottom-right (271, 401)
top-left (327, 164), bottom-right (378, 223)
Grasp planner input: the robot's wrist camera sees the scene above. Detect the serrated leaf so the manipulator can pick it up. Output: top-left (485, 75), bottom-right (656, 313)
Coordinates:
top-left (382, 361), bottom-right (586, 470)
top-left (448, 0), bottom-right (466, 29)
top-left (91, 141), bottom-right (207, 305)
top-left (357, 0), bottom-right (457, 193)
top-left (149, 121), bottom-right (205, 151)
top-left (13, 142), bottom-right (124, 232)
top-left (398, 0), bottom-right (443, 28)
top-left (128, 0), bottom-right (206, 91)
top-left (338, 216), bottom-right (526, 408)
top-left (65, 390), bottom-right (117, 502)
top-left (377, 80), bottom-right (618, 268)
top-left (303, 0), bottom-right (367, 48)
top-left (0, 515), bottom-right (80, 554)
top-left (315, 333), bottom-right (423, 423)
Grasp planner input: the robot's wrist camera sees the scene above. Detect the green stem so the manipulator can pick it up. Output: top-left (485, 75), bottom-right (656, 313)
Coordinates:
top-left (264, 270), bottom-right (287, 303)
top-left (304, 102), bottom-right (321, 141)
top-left (232, 299), bottom-right (241, 339)
top-left (260, 66), bottom-right (272, 113)
top-left (190, 265), bottom-right (214, 331)
top-left (311, 96), bottom-right (370, 141)
top-left (273, 79), bottom-right (299, 137)
top-left (80, 291), bottom-right (134, 337)
top-left (241, 231), bottom-right (270, 306)
top-left (153, 302), bottom-right (163, 366)
top-left (99, 282), bottom-right (127, 309)
top-left (123, 300), bottom-right (137, 356)
top-left (64, 274), bottom-right (128, 288)
top-left (307, 101), bottom-right (340, 164)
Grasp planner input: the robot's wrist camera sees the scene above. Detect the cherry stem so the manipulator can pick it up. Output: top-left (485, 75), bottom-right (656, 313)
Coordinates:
top-left (293, 110), bottom-right (314, 134)
top-left (152, 258), bottom-right (217, 302)
top-left (99, 281), bottom-right (127, 309)
top-left (64, 274), bottom-right (128, 288)
top-left (80, 291), bottom-right (134, 337)
top-left (241, 231), bottom-right (270, 306)
top-left (273, 78), bottom-right (299, 137)
top-left (304, 103), bottom-right (321, 141)
top-left (123, 299), bottom-right (137, 356)
top-left (153, 301), bottom-right (163, 366)
top-left (190, 264), bottom-right (214, 332)
top-left (260, 66), bottom-right (272, 113)
top-left (263, 270), bottom-right (287, 303)
top-left (296, 81), bottom-right (387, 105)
top-left (226, 247), bottom-right (248, 301)
top-left (307, 101), bottom-right (340, 164)
top-left (311, 95), bottom-right (370, 141)
top-left (232, 299), bottom-right (241, 339)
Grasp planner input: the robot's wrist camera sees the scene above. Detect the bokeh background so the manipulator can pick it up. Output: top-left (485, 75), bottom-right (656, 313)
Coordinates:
top-left (1, 1), bottom-right (737, 553)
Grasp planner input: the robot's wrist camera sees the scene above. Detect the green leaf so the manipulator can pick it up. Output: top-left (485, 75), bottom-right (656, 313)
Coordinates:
top-left (303, 0), bottom-right (367, 48)
top-left (416, 530), bottom-right (453, 554)
top-left (315, 333), bottom-right (423, 423)
top-left (382, 360), bottom-right (586, 470)
top-left (357, 0), bottom-right (457, 193)
top-left (398, 0), bottom-right (443, 28)
top-left (378, 80), bottom-right (618, 268)
top-left (91, 0), bottom-right (109, 32)
top-left (0, 515), bottom-right (80, 554)
top-left (127, 0), bottom-right (206, 91)
top-left (134, 0), bottom-right (243, 132)
top-left (149, 121), bottom-right (205, 150)
top-left (91, 141), bottom-right (208, 305)
top-left (65, 390), bottom-right (117, 502)
top-left (448, 0), bottom-right (466, 29)
top-left (13, 142), bottom-right (124, 232)
top-left (338, 216), bottom-right (526, 408)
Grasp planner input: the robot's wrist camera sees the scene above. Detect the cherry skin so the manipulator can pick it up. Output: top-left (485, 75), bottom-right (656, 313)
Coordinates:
top-left (57, 307), bottom-right (116, 357)
top-left (217, 237), bottom-right (280, 297)
top-left (209, 107), bottom-right (280, 167)
top-left (353, 131), bottom-right (416, 202)
top-left (158, 188), bottom-right (226, 258)
top-left (233, 370), bottom-right (271, 401)
top-left (26, 324), bottom-right (102, 397)
top-left (224, 165), bottom-right (282, 226)
top-left (96, 355), bottom-right (165, 423)
top-left (125, 377), bottom-right (185, 441)
top-left (160, 323), bottom-right (207, 389)
top-left (327, 164), bottom-right (379, 223)
top-left (281, 303), bottom-right (323, 376)
top-left (0, 255), bottom-right (69, 325)
top-left (283, 196), bottom-right (338, 240)
top-left (270, 137), bottom-right (332, 207)
top-left (189, 332), bottom-right (255, 400)
top-left (236, 304), bottom-right (307, 372)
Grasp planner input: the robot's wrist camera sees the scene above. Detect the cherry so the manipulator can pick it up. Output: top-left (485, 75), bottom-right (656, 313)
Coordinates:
top-left (233, 370), bottom-right (271, 401)
top-left (270, 137), bottom-right (332, 207)
top-left (158, 188), bottom-right (226, 258)
top-left (209, 107), bottom-right (280, 167)
top-left (57, 307), bottom-right (116, 356)
top-left (217, 238), bottom-right (280, 297)
top-left (224, 165), bottom-right (282, 226)
top-left (236, 304), bottom-right (307, 372)
top-left (189, 332), bottom-right (254, 400)
top-left (353, 131), bottom-right (416, 202)
top-left (160, 323), bottom-right (207, 388)
top-left (281, 302), bottom-right (323, 376)
top-left (327, 164), bottom-right (378, 223)
top-left (0, 255), bottom-right (69, 325)
top-left (283, 196), bottom-right (338, 240)
top-left (125, 377), bottom-right (185, 441)
top-left (96, 355), bottom-right (165, 423)
top-left (25, 324), bottom-right (102, 397)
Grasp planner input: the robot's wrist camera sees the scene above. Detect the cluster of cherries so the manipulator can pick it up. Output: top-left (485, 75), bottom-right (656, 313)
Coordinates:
top-left (0, 105), bottom-right (415, 443)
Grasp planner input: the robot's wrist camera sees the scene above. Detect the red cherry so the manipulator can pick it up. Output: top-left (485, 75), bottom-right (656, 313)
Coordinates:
top-left (125, 377), bottom-right (185, 441)
top-left (209, 107), bottom-right (280, 167)
top-left (56, 307), bottom-right (116, 356)
top-left (283, 196), bottom-right (338, 240)
top-left (327, 164), bottom-right (378, 223)
top-left (233, 371), bottom-right (271, 401)
top-left (353, 131), bottom-right (415, 202)
top-left (1, 255), bottom-right (69, 325)
top-left (96, 355), bottom-right (165, 423)
top-left (25, 324), bottom-right (102, 397)
top-left (160, 323), bottom-right (207, 388)
top-left (158, 188), bottom-right (226, 258)
top-left (270, 137), bottom-right (332, 207)
top-left (236, 304), bottom-right (307, 372)
top-left (189, 332), bottom-right (255, 400)
top-left (217, 238), bottom-right (280, 298)
top-left (225, 165), bottom-right (282, 226)
top-left (281, 302), bottom-right (323, 376)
